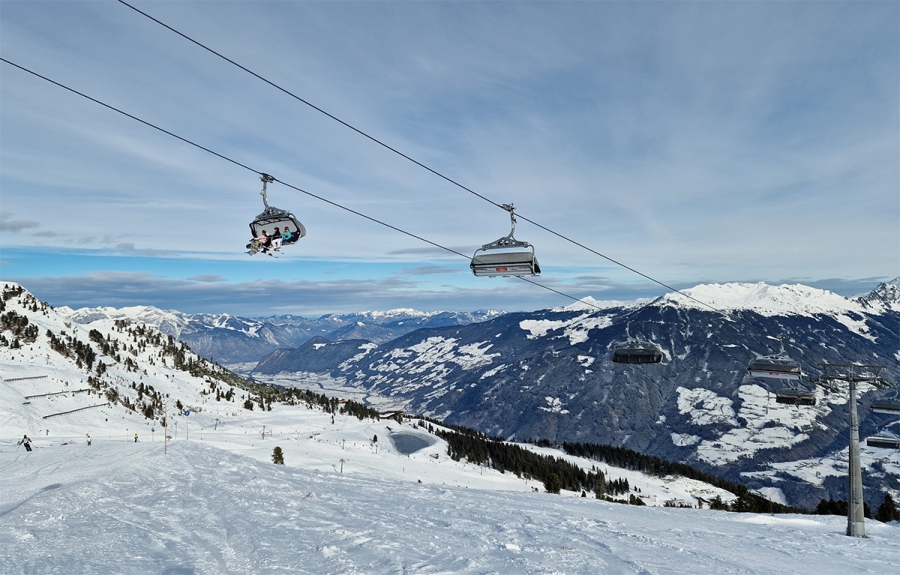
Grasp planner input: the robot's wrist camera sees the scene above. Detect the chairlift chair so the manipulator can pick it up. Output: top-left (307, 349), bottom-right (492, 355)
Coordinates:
top-left (871, 397), bottom-right (900, 414)
top-left (747, 354), bottom-right (802, 380)
top-left (611, 321), bottom-right (663, 364)
top-left (774, 382), bottom-right (816, 406)
top-left (247, 174), bottom-right (306, 251)
top-left (866, 431), bottom-right (900, 449)
top-left (470, 203), bottom-right (540, 277)
top-left (612, 339), bottom-right (663, 364)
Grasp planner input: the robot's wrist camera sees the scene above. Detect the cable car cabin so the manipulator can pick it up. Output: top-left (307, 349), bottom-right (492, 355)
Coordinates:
top-left (747, 355), bottom-right (802, 380)
top-left (471, 203), bottom-right (540, 277)
top-left (774, 386), bottom-right (816, 406)
top-left (612, 340), bottom-right (663, 364)
top-left (866, 433), bottom-right (900, 449)
top-left (871, 400), bottom-right (900, 414)
top-left (249, 208), bottom-right (306, 243)
top-left (247, 173), bottom-right (306, 251)
top-left (471, 248), bottom-right (540, 277)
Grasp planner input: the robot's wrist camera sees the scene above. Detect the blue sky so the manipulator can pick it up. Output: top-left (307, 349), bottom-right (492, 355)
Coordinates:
top-left (1, 1), bottom-right (897, 317)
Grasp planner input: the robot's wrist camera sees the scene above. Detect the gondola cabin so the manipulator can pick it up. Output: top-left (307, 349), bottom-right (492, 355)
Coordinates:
top-left (246, 174), bottom-right (306, 253)
top-left (249, 210), bottom-right (306, 243)
top-left (612, 340), bottom-right (663, 364)
top-left (747, 355), bottom-right (802, 380)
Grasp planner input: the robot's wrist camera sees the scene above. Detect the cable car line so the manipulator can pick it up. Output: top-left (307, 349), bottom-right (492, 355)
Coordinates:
top-left (0, 58), bottom-right (257, 177)
top-left (0, 56), bottom-right (610, 313)
top-left (118, 0), bottom-right (824, 369)
top-left (114, 2), bottom-right (504, 208)
top-left (0, 60), bottom-right (834, 379)
top-left (115, 0), bottom-right (719, 314)
top-left (0, 59), bottom-right (464, 261)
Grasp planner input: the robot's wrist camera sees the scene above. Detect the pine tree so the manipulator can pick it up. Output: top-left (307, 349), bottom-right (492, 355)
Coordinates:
top-left (544, 473), bottom-right (562, 494)
top-left (272, 446), bottom-right (285, 465)
top-left (875, 493), bottom-right (899, 522)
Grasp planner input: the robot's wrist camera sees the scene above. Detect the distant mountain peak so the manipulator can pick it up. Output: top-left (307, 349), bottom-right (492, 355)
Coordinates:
top-left (55, 300), bottom-right (507, 363)
top-left (659, 282), bottom-right (869, 317)
top-left (548, 281), bottom-right (887, 318)
top-left (551, 296), bottom-right (653, 313)
top-left (856, 278), bottom-right (900, 311)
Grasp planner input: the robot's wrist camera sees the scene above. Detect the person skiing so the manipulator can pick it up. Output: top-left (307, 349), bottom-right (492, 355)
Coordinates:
top-left (134, 433), bottom-right (138, 443)
top-left (86, 433), bottom-right (91, 446)
top-left (18, 435), bottom-right (32, 452)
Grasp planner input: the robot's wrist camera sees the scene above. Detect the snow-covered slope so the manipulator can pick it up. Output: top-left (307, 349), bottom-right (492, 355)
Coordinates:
top-left (3, 439), bottom-right (899, 575)
top-left (57, 304), bottom-right (201, 338)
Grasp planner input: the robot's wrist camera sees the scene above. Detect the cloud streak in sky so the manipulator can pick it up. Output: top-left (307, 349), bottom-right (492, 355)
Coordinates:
top-left (10, 271), bottom-right (564, 317)
top-left (7, 271), bottom-right (888, 319)
top-left (0, 212), bottom-right (41, 232)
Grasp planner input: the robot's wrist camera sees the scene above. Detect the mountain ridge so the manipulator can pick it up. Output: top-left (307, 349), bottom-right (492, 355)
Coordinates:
top-left (0, 280), bottom-right (766, 518)
top-left (58, 304), bottom-right (506, 363)
top-left (247, 279), bottom-right (900, 509)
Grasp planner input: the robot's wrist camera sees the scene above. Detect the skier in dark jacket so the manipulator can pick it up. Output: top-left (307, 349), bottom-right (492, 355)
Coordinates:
top-left (18, 435), bottom-right (32, 452)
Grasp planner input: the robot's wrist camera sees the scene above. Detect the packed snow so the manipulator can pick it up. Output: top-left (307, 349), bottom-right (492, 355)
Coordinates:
top-left (5, 437), bottom-right (900, 574)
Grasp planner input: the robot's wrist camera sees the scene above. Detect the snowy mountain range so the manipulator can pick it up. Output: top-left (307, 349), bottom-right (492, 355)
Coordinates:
top-left (0, 281), bottom-right (741, 507)
top-left (246, 280), bottom-right (900, 509)
top-left (3, 280), bottom-right (900, 572)
top-left (57, 305), bottom-right (505, 363)
top-left (18, 278), bottom-right (900, 509)
top-left (10, 281), bottom-right (879, 573)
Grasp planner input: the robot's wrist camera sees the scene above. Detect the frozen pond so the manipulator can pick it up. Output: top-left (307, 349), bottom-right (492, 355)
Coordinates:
top-left (390, 432), bottom-right (434, 455)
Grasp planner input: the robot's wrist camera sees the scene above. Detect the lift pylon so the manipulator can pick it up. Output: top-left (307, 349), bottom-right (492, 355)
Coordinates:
top-left (818, 363), bottom-right (888, 538)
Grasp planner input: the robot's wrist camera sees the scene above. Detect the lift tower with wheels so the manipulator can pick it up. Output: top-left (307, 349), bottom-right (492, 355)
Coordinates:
top-left (818, 363), bottom-right (888, 538)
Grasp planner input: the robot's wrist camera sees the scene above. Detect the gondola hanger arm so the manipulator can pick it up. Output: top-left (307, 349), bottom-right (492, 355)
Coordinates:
top-left (260, 173), bottom-right (275, 208)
